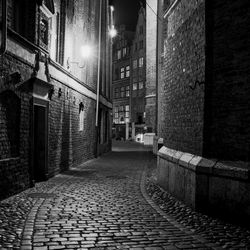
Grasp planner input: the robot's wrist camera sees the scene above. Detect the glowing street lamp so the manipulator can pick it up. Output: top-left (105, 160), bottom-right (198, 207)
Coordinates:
top-left (109, 25), bottom-right (117, 38)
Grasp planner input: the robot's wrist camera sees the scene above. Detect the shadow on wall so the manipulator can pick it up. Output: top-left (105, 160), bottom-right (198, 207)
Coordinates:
top-left (59, 100), bottom-right (71, 172)
top-left (0, 90), bottom-right (20, 160)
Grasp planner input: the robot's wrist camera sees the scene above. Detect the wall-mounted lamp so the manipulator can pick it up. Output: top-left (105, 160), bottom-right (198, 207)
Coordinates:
top-left (67, 45), bottom-right (93, 69)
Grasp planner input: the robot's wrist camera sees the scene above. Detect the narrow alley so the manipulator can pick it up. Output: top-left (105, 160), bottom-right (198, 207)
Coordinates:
top-left (0, 141), bottom-right (249, 250)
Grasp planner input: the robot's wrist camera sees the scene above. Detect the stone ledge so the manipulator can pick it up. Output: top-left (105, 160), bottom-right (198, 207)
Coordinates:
top-left (158, 146), bottom-right (249, 181)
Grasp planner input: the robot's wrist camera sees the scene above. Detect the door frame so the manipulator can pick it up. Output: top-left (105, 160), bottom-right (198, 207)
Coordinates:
top-left (31, 97), bottom-right (49, 182)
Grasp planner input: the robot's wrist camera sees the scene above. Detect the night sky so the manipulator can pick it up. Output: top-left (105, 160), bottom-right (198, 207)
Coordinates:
top-left (110, 0), bottom-right (146, 30)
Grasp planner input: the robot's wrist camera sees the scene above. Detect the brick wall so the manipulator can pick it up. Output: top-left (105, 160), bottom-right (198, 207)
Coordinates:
top-left (203, 0), bottom-right (250, 161)
top-left (0, 53), bottom-right (33, 200)
top-left (159, 0), bottom-right (205, 155)
top-left (48, 79), bottom-right (96, 176)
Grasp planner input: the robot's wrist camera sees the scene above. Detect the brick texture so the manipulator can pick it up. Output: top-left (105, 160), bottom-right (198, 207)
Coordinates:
top-left (0, 53), bottom-right (33, 200)
top-left (48, 80), bottom-right (97, 177)
top-left (158, 0), bottom-right (205, 155)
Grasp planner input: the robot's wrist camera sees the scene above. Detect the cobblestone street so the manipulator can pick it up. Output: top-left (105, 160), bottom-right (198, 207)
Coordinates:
top-left (0, 141), bottom-right (250, 249)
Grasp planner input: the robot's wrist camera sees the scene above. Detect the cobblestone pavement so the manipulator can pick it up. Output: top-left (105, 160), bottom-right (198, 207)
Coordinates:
top-left (0, 141), bottom-right (250, 249)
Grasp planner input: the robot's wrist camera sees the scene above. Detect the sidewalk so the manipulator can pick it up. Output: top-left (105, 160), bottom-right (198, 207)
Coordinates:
top-left (0, 141), bottom-right (249, 249)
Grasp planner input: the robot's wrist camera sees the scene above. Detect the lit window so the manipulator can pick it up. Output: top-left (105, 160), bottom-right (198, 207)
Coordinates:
top-left (138, 81), bottom-right (144, 89)
top-left (133, 59), bottom-right (137, 69)
top-left (126, 86), bottom-right (130, 97)
top-left (125, 105), bottom-right (130, 122)
top-left (133, 83), bottom-right (137, 90)
top-left (123, 47), bottom-right (127, 57)
top-left (139, 57), bottom-right (144, 67)
top-left (79, 103), bottom-right (85, 131)
top-left (117, 50), bottom-right (121, 60)
top-left (120, 67), bottom-right (125, 79)
top-left (114, 106), bottom-right (119, 124)
top-left (125, 65), bottom-right (130, 77)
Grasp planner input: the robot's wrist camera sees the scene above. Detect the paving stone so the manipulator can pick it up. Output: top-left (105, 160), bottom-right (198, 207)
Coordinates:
top-left (0, 141), bottom-right (250, 249)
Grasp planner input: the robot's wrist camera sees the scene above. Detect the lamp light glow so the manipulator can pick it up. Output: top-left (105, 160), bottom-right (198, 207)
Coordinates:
top-left (80, 45), bottom-right (92, 58)
top-left (109, 26), bottom-right (117, 38)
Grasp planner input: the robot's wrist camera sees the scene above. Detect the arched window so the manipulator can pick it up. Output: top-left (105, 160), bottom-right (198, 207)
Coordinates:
top-left (0, 91), bottom-right (20, 159)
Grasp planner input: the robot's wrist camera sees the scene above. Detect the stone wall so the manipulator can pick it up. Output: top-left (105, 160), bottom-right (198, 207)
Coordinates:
top-left (158, 0), bottom-right (205, 156)
top-left (157, 146), bottom-right (250, 220)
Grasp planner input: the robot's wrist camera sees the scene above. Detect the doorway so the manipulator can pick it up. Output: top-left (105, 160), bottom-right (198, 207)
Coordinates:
top-left (33, 102), bottom-right (48, 182)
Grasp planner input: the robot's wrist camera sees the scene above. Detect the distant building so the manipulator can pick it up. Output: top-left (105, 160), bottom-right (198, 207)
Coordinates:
top-left (130, 6), bottom-right (147, 142)
top-left (112, 25), bottom-right (134, 140)
top-left (145, 0), bottom-right (158, 134)
top-left (0, 0), bottom-right (112, 200)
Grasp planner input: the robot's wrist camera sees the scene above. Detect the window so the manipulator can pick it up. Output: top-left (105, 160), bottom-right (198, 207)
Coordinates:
top-left (121, 87), bottom-right (125, 98)
top-left (79, 103), bottom-right (85, 131)
top-left (133, 83), bottom-right (137, 91)
top-left (122, 47), bottom-right (127, 57)
top-left (126, 85), bottom-right (130, 97)
top-left (125, 105), bottom-right (130, 123)
top-left (9, 0), bottom-right (26, 37)
top-left (114, 106), bottom-right (119, 123)
top-left (114, 68), bottom-right (119, 80)
top-left (119, 106), bottom-right (125, 124)
top-left (120, 67), bottom-right (125, 79)
top-left (57, 0), bottom-right (66, 65)
top-left (117, 50), bottom-right (121, 59)
top-left (133, 59), bottom-right (137, 69)
top-left (139, 57), bottom-right (144, 67)
top-left (135, 43), bottom-right (137, 51)
top-left (138, 81), bottom-right (144, 89)
top-left (139, 40), bottom-right (143, 49)
top-left (115, 88), bottom-right (119, 98)
top-left (125, 66), bottom-right (130, 78)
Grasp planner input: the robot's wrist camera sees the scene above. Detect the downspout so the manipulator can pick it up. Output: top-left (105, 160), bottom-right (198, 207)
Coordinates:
top-left (95, 0), bottom-right (103, 157)
top-left (0, 0), bottom-right (7, 55)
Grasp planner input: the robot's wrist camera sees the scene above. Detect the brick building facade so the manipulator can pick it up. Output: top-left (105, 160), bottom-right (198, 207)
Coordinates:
top-left (112, 7), bottom-right (147, 142)
top-left (0, 0), bottom-right (112, 200)
top-left (130, 7), bottom-right (147, 141)
top-left (157, 0), bottom-right (249, 161)
top-left (112, 25), bottom-right (133, 140)
top-left (153, 0), bottom-right (250, 219)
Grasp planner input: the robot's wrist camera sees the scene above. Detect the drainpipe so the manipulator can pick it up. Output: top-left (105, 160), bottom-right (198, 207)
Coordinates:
top-left (95, 0), bottom-right (102, 157)
top-left (0, 0), bottom-right (7, 55)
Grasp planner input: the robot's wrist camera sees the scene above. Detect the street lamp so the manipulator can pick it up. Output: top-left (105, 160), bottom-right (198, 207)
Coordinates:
top-left (95, 3), bottom-right (117, 157)
top-left (109, 25), bottom-right (117, 38)
top-left (66, 44), bottom-right (92, 69)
